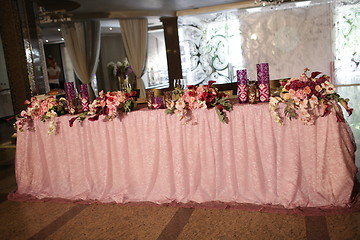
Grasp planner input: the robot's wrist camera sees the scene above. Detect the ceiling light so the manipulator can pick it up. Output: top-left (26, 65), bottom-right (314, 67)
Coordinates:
top-left (45, 39), bottom-right (49, 42)
top-left (57, 28), bottom-right (61, 32)
top-left (61, 38), bottom-right (64, 41)
top-left (109, 27), bottom-right (113, 31)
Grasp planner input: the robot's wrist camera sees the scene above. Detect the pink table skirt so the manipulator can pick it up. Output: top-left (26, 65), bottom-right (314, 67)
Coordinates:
top-left (13, 103), bottom-right (357, 208)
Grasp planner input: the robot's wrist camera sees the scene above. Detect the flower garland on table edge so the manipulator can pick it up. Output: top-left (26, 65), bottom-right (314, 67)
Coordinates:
top-left (269, 68), bottom-right (353, 125)
top-left (69, 90), bottom-right (137, 127)
top-left (15, 96), bottom-right (68, 135)
top-left (165, 81), bottom-right (233, 123)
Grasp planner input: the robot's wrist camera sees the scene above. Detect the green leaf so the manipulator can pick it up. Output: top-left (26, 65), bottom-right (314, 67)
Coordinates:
top-left (165, 109), bottom-right (174, 115)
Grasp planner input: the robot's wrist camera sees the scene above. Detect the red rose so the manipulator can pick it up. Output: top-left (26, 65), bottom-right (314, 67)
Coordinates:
top-left (188, 90), bottom-right (196, 97)
top-left (201, 91), bottom-right (209, 100)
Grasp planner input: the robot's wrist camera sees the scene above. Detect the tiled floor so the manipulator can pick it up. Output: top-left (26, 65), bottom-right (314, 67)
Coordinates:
top-left (1, 119), bottom-right (360, 240)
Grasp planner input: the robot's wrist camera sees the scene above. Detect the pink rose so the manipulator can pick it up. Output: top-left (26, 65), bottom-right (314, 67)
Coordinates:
top-left (303, 86), bottom-right (311, 95)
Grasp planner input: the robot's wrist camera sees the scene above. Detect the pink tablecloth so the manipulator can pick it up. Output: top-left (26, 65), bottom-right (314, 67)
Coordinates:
top-left (13, 103), bottom-right (357, 208)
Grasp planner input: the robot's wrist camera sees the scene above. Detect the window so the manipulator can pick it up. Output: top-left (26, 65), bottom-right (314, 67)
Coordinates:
top-left (143, 29), bottom-right (169, 89)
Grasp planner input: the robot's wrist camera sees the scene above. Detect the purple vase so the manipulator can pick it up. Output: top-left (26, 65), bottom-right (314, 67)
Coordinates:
top-left (236, 69), bottom-right (248, 103)
top-left (64, 82), bottom-right (77, 114)
top-left (256, 63), bottom-right (270, 102)
top-left (79, 84), bottom-right (90, 112)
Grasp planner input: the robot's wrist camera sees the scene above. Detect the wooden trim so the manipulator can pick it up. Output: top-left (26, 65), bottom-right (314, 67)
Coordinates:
top-left (176, 1), bottom-right (258, 16)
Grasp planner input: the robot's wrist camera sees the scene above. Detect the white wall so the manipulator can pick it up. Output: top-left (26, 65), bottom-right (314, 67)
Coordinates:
top-left (99, 34), bottom-right (126, 91)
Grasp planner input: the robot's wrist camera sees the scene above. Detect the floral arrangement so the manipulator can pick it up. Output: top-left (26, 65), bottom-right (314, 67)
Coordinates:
top-left (269, 68), bottom-right (353, 125)
top-left (107, 58), bottom-right (133, 79)
top-left (69, 90), bottom-right (136, 127)
top-left (108, 58), bottom-right (134, 91)
top-left (165, 81), bottom-right (233, 123)
top-left (15, 96), bottom-right (67, 135)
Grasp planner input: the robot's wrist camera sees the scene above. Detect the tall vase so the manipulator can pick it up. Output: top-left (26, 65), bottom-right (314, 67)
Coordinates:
top-left (236, 69), bottom-right (248, 103)
top-left (79, 84), bottom-right (90, 112)
top-left (64, 82), bottom-right (77, 114)
top-left (118, 75), bottom-right (131, 91)
top-left (256, 63), bottom-right (270, 102)
top-left (117, 76), bottom-right (124, 91)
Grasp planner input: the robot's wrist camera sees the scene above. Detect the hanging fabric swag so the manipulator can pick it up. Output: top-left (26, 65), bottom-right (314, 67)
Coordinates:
top-left (119, 18), bottom-right (148, 99)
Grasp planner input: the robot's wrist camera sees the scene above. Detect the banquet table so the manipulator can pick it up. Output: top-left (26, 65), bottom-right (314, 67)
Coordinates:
top-left (12, 103), bottom-right (357, 209)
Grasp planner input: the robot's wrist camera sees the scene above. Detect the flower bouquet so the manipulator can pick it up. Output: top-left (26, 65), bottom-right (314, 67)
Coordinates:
top-left (165, 81), bottom-right (233, 123)
top-left (269, 68), bottom-right (353, 125)
top-left (107, 58), bottom-right (133, 91)
top-left (15, 96), bottom-right (67, 135)
top-left (69, 90), bottom-right (137, 127)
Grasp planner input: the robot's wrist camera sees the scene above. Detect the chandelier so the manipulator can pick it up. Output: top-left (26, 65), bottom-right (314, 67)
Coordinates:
top-left (254, 0), bottom-right (287, 6)
top-left (38, 6), bottom-right (72, 24)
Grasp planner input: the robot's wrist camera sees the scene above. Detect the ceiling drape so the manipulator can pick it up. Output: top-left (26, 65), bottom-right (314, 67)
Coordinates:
top-left (61, 20), bottom-right (101, 96)
top-left (119, 18), bottom-right (148, 99)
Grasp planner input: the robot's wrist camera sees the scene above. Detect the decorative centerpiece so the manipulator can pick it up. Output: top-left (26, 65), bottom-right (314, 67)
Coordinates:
top-left (269, 68), bottom-right (353, 125)
top-left (107, 58), bottom-right (133, 91)
top-left (165, 81), bottom-right (233, 123)
top-left (15, 96), bottom-right (68, 135)
top-left (69, 90), bottom-right (137, 127)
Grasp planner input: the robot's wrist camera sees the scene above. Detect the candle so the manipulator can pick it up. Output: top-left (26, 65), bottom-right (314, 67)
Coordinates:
top-left (236, 69), bottom-right (248, 103)
top-left (79, 84), bottom-right (90, 112)
top-left (256, 63), bottom-right (270, 102)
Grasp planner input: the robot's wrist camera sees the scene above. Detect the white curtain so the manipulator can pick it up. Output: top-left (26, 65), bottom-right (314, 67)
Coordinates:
top-left (119, 18), bottom-right (148, 99)
top-left (61, 21), bottom-right (101, 97)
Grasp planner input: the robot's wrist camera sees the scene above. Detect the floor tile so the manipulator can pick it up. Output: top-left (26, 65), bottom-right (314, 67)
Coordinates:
top-left (178, 208), bottom-right (306, 240)
top-left (0, 201), bottom-right (76, 240)
top-left (48, 204), bottom-right (178, 240)
top-left (326, 212), bottom-right (360, 240)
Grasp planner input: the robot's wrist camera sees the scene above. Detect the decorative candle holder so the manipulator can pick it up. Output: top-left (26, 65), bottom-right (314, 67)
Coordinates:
top-left (236, 69), bottom-right (248, 103)
top-left (64, 82), bottom-right (77, 114)
top-left (256, 63), bottom-right (270, 102)
top-left (152, 96), bottom-right (164, 109)
top-left (164, 91), bottom-right (173, 109)
top-left (79, 84), bottom-right (90, 112)
top-left (146, 91), bottom-right (155, 109)
top-left (248, 81), bottom-right (259, 104)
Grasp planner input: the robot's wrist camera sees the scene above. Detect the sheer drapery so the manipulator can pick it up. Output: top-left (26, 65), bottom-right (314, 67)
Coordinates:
top-left (119, 18), bottom-right (148, 99)
top-left (61, 21), bottom-right (101, 96)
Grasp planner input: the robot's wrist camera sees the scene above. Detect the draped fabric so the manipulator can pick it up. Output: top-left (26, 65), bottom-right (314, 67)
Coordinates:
top-left (13, 104), bottom-right (357, 208)
top-left (61, 21), bottom-right (101, 97)
top-left (119, 18), bottom-right (148, 99)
